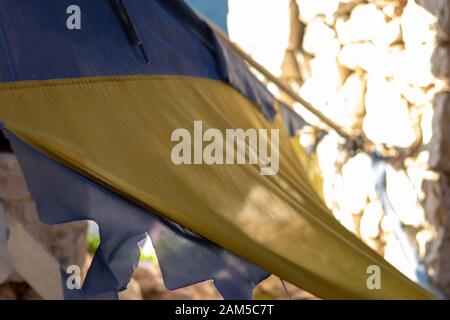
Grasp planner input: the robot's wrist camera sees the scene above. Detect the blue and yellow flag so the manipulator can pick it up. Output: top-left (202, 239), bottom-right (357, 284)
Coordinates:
top-left (0, 0), bottom-right (434, 299)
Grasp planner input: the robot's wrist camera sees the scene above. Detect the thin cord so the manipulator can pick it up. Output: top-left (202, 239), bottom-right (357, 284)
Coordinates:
top-left (109, 0), bottom-right (150, 64)
top-left (280, 278), bottom-right (292, 300)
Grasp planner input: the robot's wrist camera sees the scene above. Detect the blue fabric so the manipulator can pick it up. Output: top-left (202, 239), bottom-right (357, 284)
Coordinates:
top-left (213, 33), bottom-right (277, 120)
top-left (280, 104), bottom-right (308, 137)
top-left (157, 0), bottom-right (277, 119)
top-left (0, 0), bottom-right (219, 81)
top-left (306, 131), bottom-right (328, 156)
top-left (3, 128), bottom-right (269, 300)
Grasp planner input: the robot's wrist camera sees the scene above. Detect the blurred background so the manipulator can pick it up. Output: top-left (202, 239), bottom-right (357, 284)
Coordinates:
top-left (1, 0), bottom-right (449, 300)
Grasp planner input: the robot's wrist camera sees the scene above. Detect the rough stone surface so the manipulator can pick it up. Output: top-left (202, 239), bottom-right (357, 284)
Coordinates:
top-left (418, 0), bottom-right (450, 42)
top-left (296, 0), bottom-right (340, 24)
top-left (431, 45), bottom-right (450, 80)
top-left (0, 283), bottom-right (17, 300)
top-left (422, 173), bottom-right (450, 296)
top-left (336, 4), bottom-right (400, 46)
top-left (360, 201), bottom-right (384, 241)
top-left (393, 44), bottom-right (435, 88)
top-left (0, 153), bottom-right (30, 199)
top-left (302, 18), bottom-right (339, 56)
top-left (386, 166), bottom-right (426, 227)
top-left (339, 42), bottom-right (391, 73)
top-left (119, 278), bottom-right (144, 300)
top-left (331, 72), bottom-right (366, 129)
top-left (429, 92), bottom-right (450, 173)
top-left (419, 0), bottom-right (450, 297)
top-left (0, 152), bottom-right (87, 299)
top-left (402, 0), bottom-right (437, 46)
top-left (228, 0), bottom-right (291, 77)
top-left (363, 75), bottom-right (417, 147)
top-left (340, 153), bottom-right (373, 215)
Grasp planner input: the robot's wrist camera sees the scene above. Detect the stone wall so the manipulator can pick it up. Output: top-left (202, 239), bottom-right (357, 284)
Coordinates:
top-left (228, 0), bottom-right (450, 295)
top-left (418, 0), bottom-right (450, 297)
top-left (0, 151), bottom-right (87, 299)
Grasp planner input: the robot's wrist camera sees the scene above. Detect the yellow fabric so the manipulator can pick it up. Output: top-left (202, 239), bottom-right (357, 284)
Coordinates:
top-left (289, 134), bottom-right (324, 200)
top-left (0, 75), bottom-right (434, 299)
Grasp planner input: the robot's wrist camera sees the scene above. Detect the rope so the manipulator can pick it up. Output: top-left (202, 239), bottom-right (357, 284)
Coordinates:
top-left (205, 21), bottom-right (416, 160)
top-left (279, 278), bottom-right (292, 300)
top-left (109, 0), bottom-right (150, 64)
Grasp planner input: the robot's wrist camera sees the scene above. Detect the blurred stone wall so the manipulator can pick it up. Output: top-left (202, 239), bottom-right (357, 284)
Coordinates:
top-left (228, 0), bottom-right (450, 296)
top-left (418, 0), bottom-right (450, 298)
top-left (0, 150), bottom-right (87, 299)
